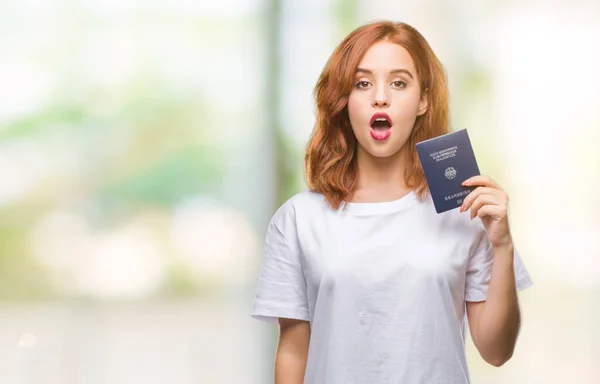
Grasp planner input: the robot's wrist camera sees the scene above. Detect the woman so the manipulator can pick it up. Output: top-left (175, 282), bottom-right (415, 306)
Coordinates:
top-left (251, 21), bottom-right (532, 384)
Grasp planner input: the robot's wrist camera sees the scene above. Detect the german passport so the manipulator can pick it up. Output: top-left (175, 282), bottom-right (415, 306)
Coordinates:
top-left (416, 129), bottom-right (481, 214)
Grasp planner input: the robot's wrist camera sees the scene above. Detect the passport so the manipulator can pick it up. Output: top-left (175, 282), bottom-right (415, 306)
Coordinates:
top-left (416, 129), bottom-right (481, 214)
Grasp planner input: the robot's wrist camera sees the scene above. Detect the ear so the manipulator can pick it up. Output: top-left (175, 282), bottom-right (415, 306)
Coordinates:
top-left (417, 89), bottom-right (428, 116)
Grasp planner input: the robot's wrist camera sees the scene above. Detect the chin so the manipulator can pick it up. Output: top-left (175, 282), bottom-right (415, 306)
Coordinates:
top-left (364, 144), bottom-right (402, 158)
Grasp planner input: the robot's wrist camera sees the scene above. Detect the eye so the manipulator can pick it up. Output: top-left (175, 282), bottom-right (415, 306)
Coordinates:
top-left (355, 80), bottom-right (371, 89)
top-left (391, 80), bottom-right (407, 88)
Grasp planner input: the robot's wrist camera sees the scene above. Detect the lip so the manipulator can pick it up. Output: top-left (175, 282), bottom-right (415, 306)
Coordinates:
top-left (370, 128), bottom-right (391, 141)
top-left (369, 112), bottom-right (393, 126)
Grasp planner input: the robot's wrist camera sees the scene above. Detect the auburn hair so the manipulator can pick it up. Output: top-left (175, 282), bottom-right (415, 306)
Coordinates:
top-left (304, 21), bottom-right (449, 209)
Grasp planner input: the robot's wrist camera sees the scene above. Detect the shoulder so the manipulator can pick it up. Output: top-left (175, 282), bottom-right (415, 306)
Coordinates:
top-left (276, 189), bottom-right (326, 214)
top-left (418, 193), bottom-right (486, 240)
top-left (268, 190), bottom-right (327, 238)
top-left (415, 197), bottom-right (489, 260)
top-left (271, 190), bottom-right (326, 221)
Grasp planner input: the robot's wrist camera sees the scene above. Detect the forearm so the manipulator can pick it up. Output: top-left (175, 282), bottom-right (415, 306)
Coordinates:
top-left (476, 243), bottom-right (521, 365)
top-left (275, 318), bottom-right (310, 384)
top-left (275, 349), bottom-right (307, 384)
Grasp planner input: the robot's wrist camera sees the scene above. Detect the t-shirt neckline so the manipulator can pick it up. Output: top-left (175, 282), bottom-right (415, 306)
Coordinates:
top-left (341, 190), bottom-right (419, 215)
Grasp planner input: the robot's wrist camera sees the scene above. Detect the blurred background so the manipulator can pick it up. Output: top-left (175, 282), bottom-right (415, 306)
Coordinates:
top-left (0, 0), bottom-right (598, 383)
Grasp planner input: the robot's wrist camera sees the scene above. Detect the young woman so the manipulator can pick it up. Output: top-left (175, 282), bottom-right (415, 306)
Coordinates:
top-left (251, 20), bottom-right (532, 384)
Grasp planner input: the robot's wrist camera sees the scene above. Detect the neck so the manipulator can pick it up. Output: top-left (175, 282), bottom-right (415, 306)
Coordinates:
top-left (351, 145), bottom-right (413, 202)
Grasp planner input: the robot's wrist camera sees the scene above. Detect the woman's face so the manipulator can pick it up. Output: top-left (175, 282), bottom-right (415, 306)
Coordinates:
top-left (347, 41), bottom-right (428, 159)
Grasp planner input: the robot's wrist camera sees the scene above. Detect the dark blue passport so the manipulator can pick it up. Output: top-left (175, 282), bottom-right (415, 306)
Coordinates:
top-left (416, 129), bottom-right (480, 214)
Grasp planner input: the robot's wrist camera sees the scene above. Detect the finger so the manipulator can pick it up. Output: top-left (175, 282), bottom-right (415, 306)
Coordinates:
top-left (460, 187), bottom-right (504, 213)
top-left (476, 204), bottom-right (505, 220)
top-left (469, 194), bottom-right (504, 219)
top-left (462, 175), bottom-right (503, 191)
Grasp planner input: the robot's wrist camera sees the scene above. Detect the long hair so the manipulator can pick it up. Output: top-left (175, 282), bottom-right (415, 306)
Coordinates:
top-left (304, 21), bottom-right (449, 209)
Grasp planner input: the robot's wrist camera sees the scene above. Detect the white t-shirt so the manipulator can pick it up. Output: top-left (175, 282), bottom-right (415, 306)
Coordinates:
top-left (251, 189), bottom-right (533, 384)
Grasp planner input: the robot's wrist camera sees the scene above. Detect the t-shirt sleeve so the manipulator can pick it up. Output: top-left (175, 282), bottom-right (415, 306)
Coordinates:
top-left (251, 220), bottom-right (310, 324)
top-left (465, 227), bottom-right (533, 302)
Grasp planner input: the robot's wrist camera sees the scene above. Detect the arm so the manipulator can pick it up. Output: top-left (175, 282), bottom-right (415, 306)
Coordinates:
top-left (466, 242), bottom-right (521, 367)
top-left (275, 318), bottom-right (311, 383)
top-left (460, 175), bottom-right (527, 367)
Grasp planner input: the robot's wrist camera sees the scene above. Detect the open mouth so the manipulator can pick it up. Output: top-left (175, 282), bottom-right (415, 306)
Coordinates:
top-left (369, 113), bottom-right (392, 141)
top-left (371, 118), bottom-right (391, 130)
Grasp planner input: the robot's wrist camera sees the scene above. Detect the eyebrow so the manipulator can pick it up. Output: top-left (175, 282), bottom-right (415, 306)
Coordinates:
top-left (356, 68), bottom-right (414, 79)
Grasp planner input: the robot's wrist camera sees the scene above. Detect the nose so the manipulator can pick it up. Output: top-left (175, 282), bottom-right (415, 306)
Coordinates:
top-left (372, 85), bottom-right (389, 108)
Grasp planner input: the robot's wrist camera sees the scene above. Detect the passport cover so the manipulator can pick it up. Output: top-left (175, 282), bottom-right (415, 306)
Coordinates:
top-left (416, 129), bottom-right (480, 214)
